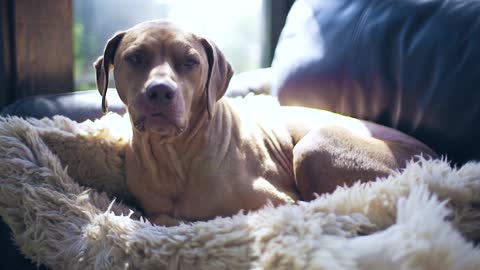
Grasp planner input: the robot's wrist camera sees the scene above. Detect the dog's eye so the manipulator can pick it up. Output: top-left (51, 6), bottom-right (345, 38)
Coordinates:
top-left (125, 53), bottom-right (143, 65)
top-left (180, 59), bottom-right (199, 70)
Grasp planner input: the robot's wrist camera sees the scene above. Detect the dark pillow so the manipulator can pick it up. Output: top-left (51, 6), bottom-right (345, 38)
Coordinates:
top-left (271, 0), bottom-right (480, 164)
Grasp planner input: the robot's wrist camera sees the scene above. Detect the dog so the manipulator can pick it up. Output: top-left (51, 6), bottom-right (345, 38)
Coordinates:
top-left (94, 21), bottom-right (437, 226)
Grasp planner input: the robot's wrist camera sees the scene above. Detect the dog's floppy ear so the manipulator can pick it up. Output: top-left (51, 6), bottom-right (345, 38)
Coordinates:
top-left (94, 31), bottom-right (126, 113)
top-left (200, 38), bottom-right (234, 119)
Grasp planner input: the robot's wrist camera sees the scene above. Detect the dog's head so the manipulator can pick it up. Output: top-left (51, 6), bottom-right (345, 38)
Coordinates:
top-left (94, 21), bottom-right (233, 140)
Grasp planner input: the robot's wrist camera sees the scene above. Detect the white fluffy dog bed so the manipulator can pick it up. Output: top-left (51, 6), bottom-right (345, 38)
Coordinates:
top-left (1, 106), bottom-right (480, 269)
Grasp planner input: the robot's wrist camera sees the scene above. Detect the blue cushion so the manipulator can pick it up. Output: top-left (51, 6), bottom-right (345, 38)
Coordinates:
top-left (272, 0), bottom-right (480, 163)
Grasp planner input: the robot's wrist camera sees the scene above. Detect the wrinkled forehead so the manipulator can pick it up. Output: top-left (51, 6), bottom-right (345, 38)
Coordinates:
top-left (120, 21), bottom-right (201, 52)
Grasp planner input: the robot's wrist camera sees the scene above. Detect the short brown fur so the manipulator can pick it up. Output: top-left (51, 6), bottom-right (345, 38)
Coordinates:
top-left (95, 21), bottom-right (437, 226)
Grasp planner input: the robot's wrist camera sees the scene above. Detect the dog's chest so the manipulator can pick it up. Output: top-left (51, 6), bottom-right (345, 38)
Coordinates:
top-left (173, 168), bottom-right (298, 221)
top-left (171, 132), bottom-right (299, 221)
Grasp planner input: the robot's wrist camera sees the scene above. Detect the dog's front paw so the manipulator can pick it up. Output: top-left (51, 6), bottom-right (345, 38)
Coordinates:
top-left (150, 214), bottom-right (180, 227)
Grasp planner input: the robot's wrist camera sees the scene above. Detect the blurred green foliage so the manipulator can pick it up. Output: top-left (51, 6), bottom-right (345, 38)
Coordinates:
top-left (73, 22), bottom-right (94, 91)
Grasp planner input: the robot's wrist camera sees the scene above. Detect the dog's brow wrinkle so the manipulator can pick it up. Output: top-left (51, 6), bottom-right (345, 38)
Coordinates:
top-left (126, 45), bottom-right (144, 52)
top-left (128, 42), bottom-right (149, 52)
top-left (171, 39), bottom-right (191, 49)
top-left (186, 48), bottom-right (198, 56)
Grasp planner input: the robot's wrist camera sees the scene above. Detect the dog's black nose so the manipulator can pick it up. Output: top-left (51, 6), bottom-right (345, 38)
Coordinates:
top-left (145, 80), bottom-right (177, 103)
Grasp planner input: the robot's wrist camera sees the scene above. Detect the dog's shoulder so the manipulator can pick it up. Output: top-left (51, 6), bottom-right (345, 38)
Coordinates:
top-left (222, 95), bottom-right (292, 144)
top-left (223, 95), bottom-right (284, 127)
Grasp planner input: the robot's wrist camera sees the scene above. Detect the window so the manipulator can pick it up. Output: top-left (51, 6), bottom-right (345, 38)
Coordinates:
top-left (73, 0), bottom-right (266, 91)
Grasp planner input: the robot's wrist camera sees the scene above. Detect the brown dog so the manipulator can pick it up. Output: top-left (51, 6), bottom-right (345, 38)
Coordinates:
top-left (95, 21), bottom-right (437, 226)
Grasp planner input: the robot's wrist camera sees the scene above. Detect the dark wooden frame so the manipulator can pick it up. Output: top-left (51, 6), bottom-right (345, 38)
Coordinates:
top-left (0, 0), bottom-right (14, 108)
top-left (0, 0), bottom-right (73, 108)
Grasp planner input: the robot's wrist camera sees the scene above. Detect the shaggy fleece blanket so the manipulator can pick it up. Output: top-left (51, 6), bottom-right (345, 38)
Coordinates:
top-left (0, 98), bottom-right (480, 269)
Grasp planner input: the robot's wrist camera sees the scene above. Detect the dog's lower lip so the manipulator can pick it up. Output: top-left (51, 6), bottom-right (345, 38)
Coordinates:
top-left (134, 113), bottom-right (185, 134)
top-left (151, 112), bottom-right (166, 117)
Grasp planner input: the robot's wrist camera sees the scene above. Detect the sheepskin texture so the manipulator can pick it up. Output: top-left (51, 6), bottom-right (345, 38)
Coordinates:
top-left (1, 98), bottom-right (480, 269)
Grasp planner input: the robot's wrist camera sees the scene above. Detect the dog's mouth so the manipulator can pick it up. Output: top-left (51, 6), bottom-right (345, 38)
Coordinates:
top-left (133, 112), bottom-right (185, 135)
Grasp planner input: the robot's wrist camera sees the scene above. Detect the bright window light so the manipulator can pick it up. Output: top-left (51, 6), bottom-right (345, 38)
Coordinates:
top-left (74, 0), bottom-right (265, 91)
